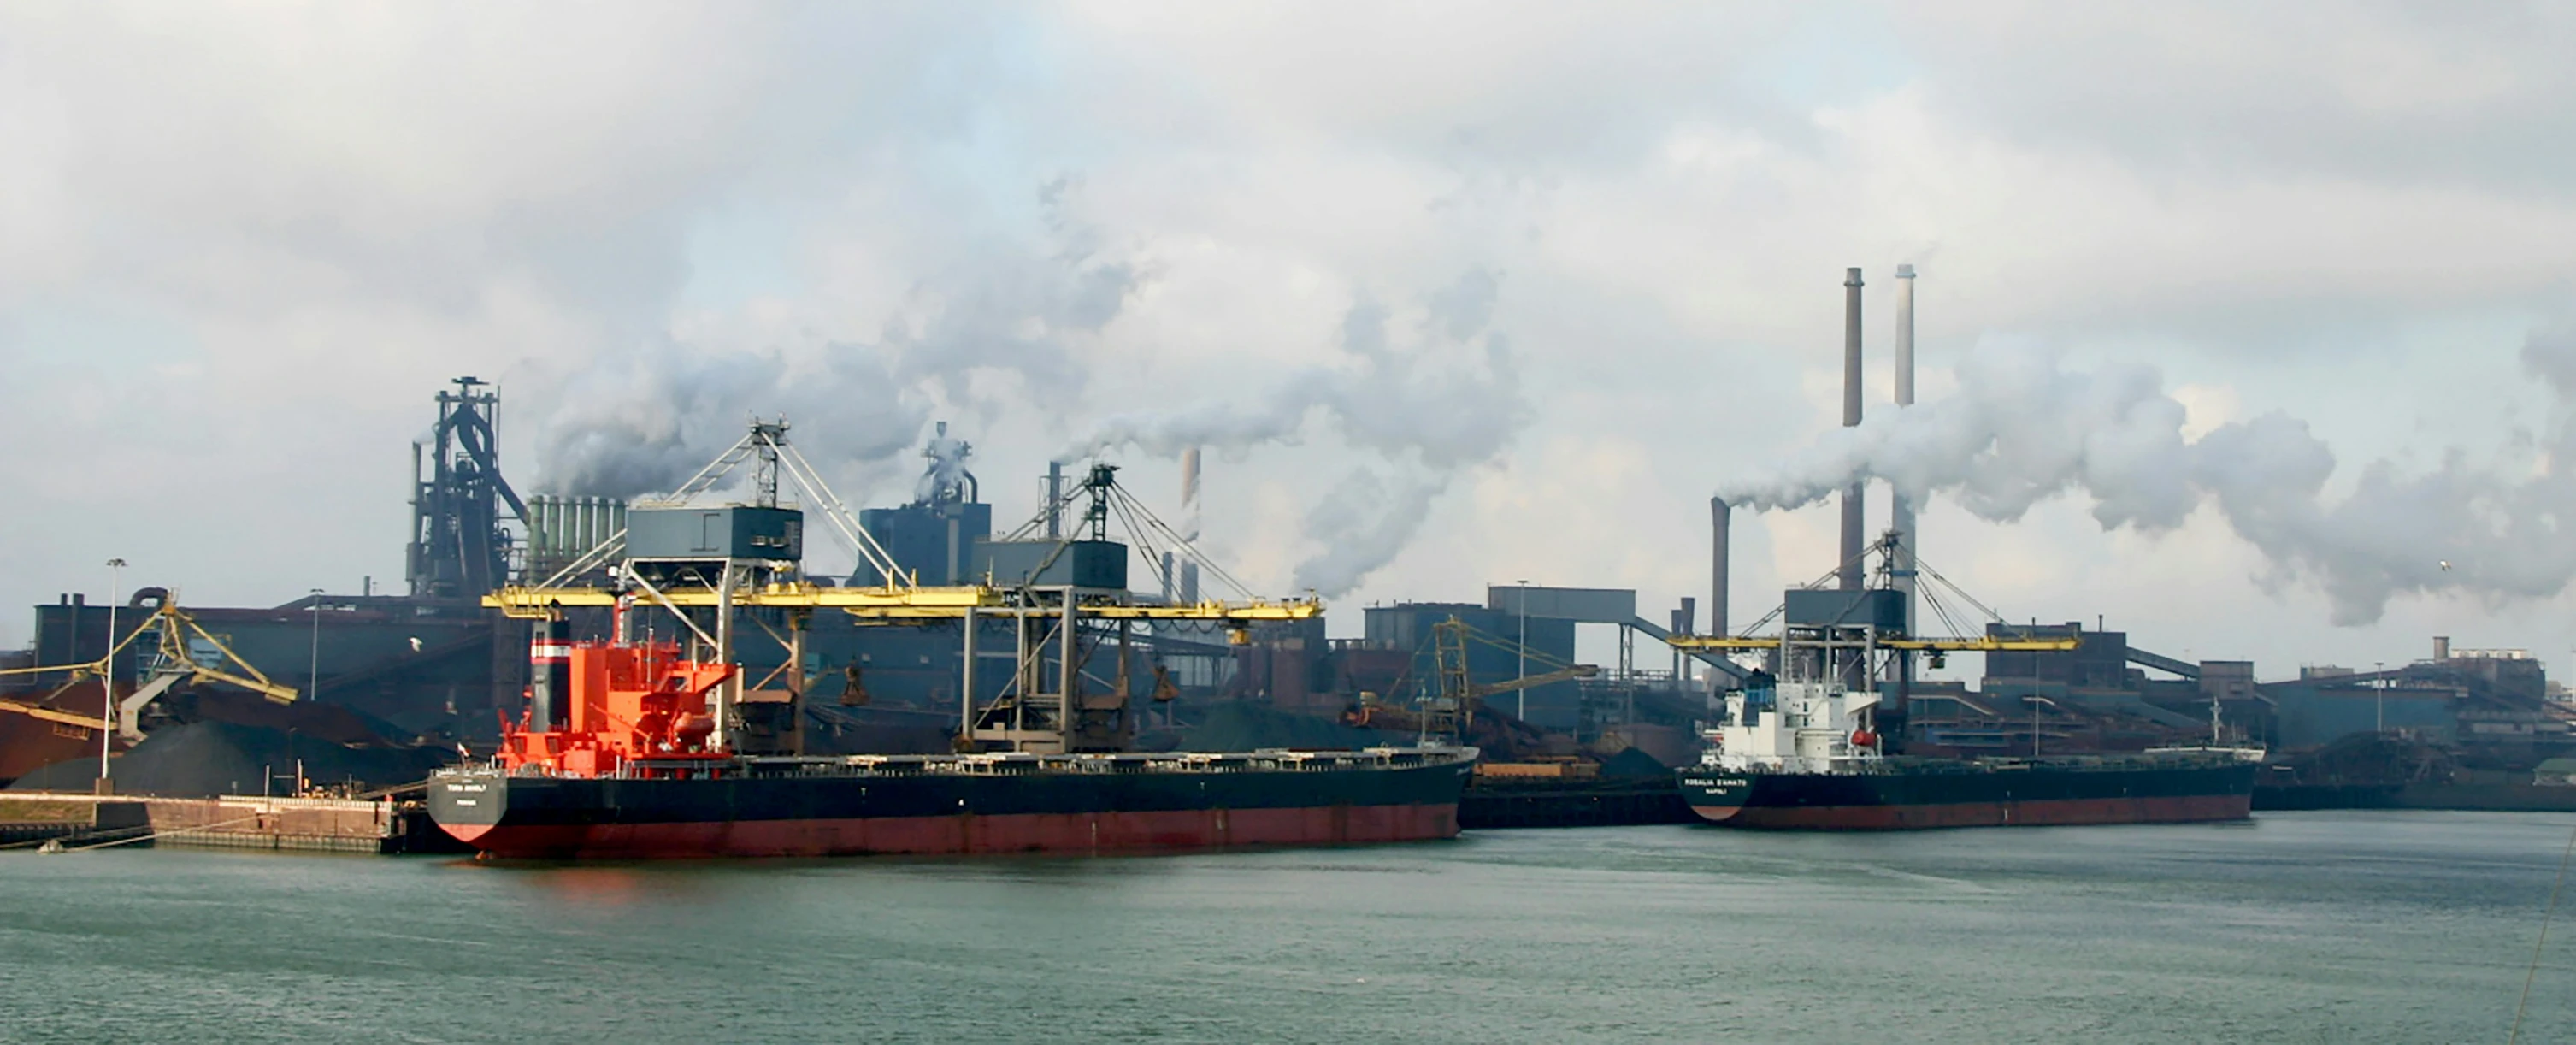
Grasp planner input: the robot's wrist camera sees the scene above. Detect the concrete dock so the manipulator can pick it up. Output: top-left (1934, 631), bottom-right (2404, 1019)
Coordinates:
top-left (0, 791), bottom-right (464, 853)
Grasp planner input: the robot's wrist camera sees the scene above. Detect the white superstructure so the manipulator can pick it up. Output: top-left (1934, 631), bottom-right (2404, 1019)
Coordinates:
top-left (1702, 680), bottom-right (1882, 775)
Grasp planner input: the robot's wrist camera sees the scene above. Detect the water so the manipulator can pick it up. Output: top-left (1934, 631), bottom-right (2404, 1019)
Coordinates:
top-left (4, 812), bottom-right (2574, 1042)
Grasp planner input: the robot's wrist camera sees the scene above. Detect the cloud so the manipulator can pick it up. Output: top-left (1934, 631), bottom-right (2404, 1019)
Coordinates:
top-left (8, 2), bottom-right (2576, 674)
top-left (1065, 268), bottom-right (1530, 595)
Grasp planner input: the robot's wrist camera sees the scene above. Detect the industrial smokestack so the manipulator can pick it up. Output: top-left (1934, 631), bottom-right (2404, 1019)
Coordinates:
top-left (1710, 496), bottom-right (1731, 639)
top-left (1839, 267), bottom-right (1865, 591)
top-left (1045, 462), bottom-right (1064, 540)
top-left (1179, 446), bottom-right (1201, 602)
top-left (2434, 635), bottom-right (2451, 661)
top-left (1890, 263), bottom-right (1917, 631)
top-left (1180, 446), bottom-right (1202, 539)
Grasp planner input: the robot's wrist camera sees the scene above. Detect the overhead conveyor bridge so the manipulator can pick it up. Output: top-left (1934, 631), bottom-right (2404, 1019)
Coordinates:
top-left (2125, 647), bottom-right (2202, 680)
top-left (1624, 615), bottom-right (1754, 684)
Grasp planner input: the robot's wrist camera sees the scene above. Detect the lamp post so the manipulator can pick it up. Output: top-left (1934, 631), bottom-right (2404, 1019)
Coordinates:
top-left (101, 558), bottom-right (125, 788)
top-left (1516, 579), bottom-right (1530, 723)
top-left (309, 587), bottom-right (326, 702)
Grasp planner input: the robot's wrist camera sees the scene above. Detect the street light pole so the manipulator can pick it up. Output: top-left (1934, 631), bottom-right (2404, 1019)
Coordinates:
top-left (101, 558), bottom-right (125, 788)
top-left (309, 588), bottom-right (326, 702)
top-left (2374, 661), bottom-right (2385, 734)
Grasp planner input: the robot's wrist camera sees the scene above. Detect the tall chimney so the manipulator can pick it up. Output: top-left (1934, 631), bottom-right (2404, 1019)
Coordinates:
top-left (1045, 462), bottom-right (1064, 540)
top-left (1672, 596), bottom-right (1695, 682)
top-left (1890, 263), bottom-right (1917, 631)
top-left (1710, 496), bottom-right (1731, 638)
top-left (1180, 446), bottom-right (1202, 540)
top-left (1179, 446), bottom-right (1202, 602)
top-left (1839, 267), bottom-right (1866, 591)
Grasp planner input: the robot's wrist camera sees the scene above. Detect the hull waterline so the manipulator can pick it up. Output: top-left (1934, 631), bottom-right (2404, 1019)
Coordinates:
top-left (433, 748), bottom-right (1477, 859)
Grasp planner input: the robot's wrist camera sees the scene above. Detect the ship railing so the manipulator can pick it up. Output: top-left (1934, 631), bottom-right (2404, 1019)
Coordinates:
top-left (701, 746), bottom-right (1466, 780)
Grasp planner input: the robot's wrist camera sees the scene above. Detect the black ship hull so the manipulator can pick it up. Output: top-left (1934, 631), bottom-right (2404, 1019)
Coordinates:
top-left (432, 747), bottom-right (1477, 859)
top-left (1677, 756), bottom-right (2256, 830)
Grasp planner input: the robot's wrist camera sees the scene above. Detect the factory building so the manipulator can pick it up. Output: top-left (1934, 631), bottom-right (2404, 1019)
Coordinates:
top-left (852, 423), bottom-right (991, 587)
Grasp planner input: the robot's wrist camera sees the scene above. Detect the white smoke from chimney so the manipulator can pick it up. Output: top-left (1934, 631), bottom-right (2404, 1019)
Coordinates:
top-left (1721, 332), bottom-right (2576, 625)
top-left (1063, 270), bottom-right (1528, 597)
top-left (535, 180), bottom-right (1133, 499)
top-left (914, 421), bottom-right (973, 503)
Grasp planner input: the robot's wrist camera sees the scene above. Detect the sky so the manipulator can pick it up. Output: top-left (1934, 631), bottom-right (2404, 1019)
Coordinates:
top-left (5, 2), bottom-right (2575, 683)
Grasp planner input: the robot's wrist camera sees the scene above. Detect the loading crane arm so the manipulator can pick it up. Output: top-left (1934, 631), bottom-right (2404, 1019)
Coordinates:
top-left (1469, 664), bottom-right (1601, 699)
top-left (1661, 635), bottom-right (2080, 652)
top-left (0, 599), bottom-right (300, 741)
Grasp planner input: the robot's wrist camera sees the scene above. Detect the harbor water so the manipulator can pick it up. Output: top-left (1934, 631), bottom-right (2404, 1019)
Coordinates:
top-left (4, 811), bottom-right (2574, 1042)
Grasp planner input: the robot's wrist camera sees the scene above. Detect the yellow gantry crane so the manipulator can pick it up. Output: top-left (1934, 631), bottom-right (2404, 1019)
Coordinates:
top-left (1660, 529), bottom-right (2081, 679)
top-left (1663, 635), bottom-right (2081, 652)
top-left (485, 582), bottom-right (1318, 629)
top-left (483, 423), bottom-right (1322, 756)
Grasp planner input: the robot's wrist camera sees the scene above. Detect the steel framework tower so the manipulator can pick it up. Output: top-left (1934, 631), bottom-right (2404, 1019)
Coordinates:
top-left (408, 376), bottom-right (528, 599)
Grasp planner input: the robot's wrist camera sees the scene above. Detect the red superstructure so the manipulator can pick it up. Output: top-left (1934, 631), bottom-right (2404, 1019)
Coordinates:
top-left (500, 641), bottom-right (735, 779)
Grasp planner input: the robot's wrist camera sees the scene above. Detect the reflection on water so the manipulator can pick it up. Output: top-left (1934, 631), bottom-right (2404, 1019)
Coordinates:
top-left (3, 812), bottom-right (2572, 1042)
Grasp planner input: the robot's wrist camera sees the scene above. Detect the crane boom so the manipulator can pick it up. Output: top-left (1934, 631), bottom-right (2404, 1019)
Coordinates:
top-left (1470, 664), bottom-right (1600, 698)
top-left (1661, 635), bottom-right (2079, 652)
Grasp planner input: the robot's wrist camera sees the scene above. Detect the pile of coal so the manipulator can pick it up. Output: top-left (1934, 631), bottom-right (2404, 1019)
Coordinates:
top-left (10, 720), bottom-right (451, 797)
top-left (1179, 702), bottom-right (1404, 753)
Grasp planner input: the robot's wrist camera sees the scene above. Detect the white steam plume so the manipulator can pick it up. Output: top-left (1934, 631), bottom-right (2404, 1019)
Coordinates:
top-left (914, 422), bottom-right (972, 503)
top-left (1722, 334), bottom-right (2576, 625)
top-left (1294, 468), bottom-right (1450, 596)
top-left (533, 179), bottom-right (1135, 499)
top-left (1065, 268), bottom-right (1527, 597)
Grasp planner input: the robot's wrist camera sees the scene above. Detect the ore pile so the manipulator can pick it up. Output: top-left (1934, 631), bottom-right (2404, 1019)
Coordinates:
top-left (800, 705), bottom-right (958, 756)
top-left (1179, 702), bottom-right (1403, 753)
top-left (1594, 746), bottom-right (1671, 777)
top-left (10, 720), bottom-right (452, 798)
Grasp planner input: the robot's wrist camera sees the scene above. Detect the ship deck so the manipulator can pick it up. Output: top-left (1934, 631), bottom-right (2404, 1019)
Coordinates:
top-left (454, 745), bottom-right (1478, 783)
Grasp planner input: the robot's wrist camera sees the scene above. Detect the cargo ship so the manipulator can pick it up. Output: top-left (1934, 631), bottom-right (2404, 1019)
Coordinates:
top-left (429, 636), bottom-right (1476, 859)
top-left (1676, 664), bottom-right (2259, 830)
top-left (1668, 528), bottom-right (2260, 831)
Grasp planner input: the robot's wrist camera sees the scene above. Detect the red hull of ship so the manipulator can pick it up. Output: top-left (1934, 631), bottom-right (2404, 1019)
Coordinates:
top-left (445, 802), bottom-right (1460, 859)
top-left (1689, 794), bottom-right (2249, 830)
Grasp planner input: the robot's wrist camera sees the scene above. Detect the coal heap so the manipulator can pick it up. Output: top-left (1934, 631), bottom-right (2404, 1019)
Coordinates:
top-left (149, 688), bottom-right (409, 747)
top-left (1595, 746), bottom-right (1671, 778)
top-left (802, 706), bottom-right (958, 755)
top-left (10, 720), bottom-right (452, 798)
top-left (1180, 702), bottom-right (1405, 752)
